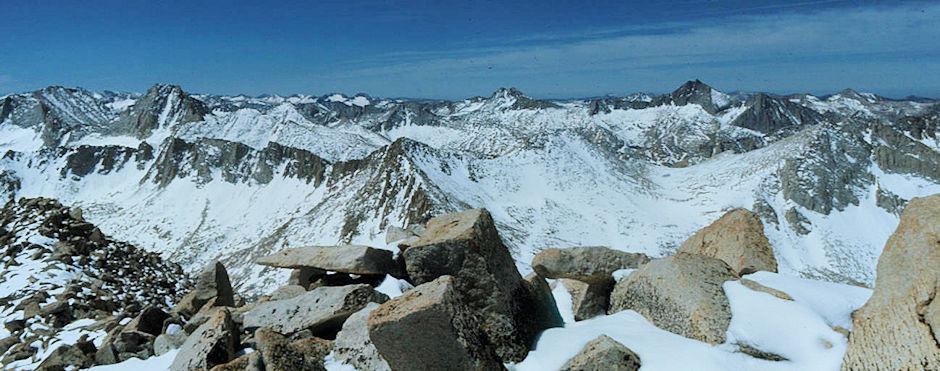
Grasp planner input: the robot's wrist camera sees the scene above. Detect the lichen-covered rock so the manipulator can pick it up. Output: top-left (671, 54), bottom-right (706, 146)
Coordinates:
top-left (368, 275), bottom-right (504, 371)
top-left (254, 327), bottom-right (330, 371)
top-left (403, 208), bottom-right (562, 362)
top-left (333, 302), bottom-right (391, 371)
top-left (290, 337), bottom-right (334, 370)
top-left (678, 208), bottom-right (777, 275)
top-left (531, 246), bottom-right (650, 284)
top-left (170, 308), bottom-right (237, 371)
top-left (842, 194), bottom-right (940, 370)
top-left (609, 253), bottom-right (737, 344)
top-left (561, 335), bottom-right (641, 371)
top-left (209, 352), bottom-right (262, 371)
top-left (256, 245), bottom-right (397, 276)
top-left (243, 284), bottom-right (388, 336)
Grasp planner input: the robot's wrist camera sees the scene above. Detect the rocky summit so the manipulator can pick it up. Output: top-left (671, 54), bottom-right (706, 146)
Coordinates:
top-left (0, 81), bottom-right (938, 370)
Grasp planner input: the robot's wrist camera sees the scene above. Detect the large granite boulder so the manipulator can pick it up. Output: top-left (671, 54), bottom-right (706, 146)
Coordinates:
top-left (678, 208), bottom-right (777, 275)
top-left (367, 275), bottom-right (504, 370)
top-left (532, 246), bottom-right (650, 284)
top-left (402, 208), bottom-right (562, 362)
top-left (256, 245), bottom-right (397, 276)
top-left (842, 194), bottom-right (940, 370)
top-left (333, 302), bottom-right (391, 371)
top-left (609, 252), bottom-right (737, 344)
top-left (243, 284), bottom-right (388, 336)
top-left (561, 335), bottom-right (641, 371)
top-left (170, 308), bottom-right (237, 371)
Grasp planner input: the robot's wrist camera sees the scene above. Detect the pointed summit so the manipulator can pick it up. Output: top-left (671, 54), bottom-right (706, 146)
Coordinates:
top-left (486, 87), bottom-right (559, 110)
top-left (652, 80), bottom-right (733, 114)
top-left (110, 84), bottom-right (209, 139)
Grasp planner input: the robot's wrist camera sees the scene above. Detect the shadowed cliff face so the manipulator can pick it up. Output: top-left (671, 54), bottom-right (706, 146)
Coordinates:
top-left (730, 93), bottom-right (825, 134)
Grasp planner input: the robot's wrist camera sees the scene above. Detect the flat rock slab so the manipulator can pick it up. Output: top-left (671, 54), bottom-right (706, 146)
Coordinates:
top-left (368, 275), bottom-right (504, 371)
top-left (532, 246), bottom-right (650, 284)
top-left (243, 284), bottom-right (388, 335)
top-left (609, 252), bottom-right (737, 344)
top-left (256, 245), bottom-right (397, 275)
top-left (562, 335), bottom-right (641, 371)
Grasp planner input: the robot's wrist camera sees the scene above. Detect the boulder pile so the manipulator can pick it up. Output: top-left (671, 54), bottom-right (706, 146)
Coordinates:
top-left (532, 207), bottom-right (785, 368)
top-left (0, 197), bottom-right (190, 370)
top-left (154, 207), bottom-right (562, 370)
top-left (10, 197), bottom-right (937, 370)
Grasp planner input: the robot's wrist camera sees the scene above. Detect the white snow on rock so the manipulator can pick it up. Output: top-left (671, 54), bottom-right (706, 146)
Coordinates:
top-left (512, 272), bottom-right (871, 371)
top-left (87, 349), bottom-right (178, 371)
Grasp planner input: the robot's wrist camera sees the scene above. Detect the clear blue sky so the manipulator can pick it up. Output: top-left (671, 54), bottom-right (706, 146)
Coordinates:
top-left (1, 0), bottom-right (938, 99)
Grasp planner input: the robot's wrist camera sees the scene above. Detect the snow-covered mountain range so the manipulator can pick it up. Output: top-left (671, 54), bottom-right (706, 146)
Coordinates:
top-left (1, 80), bottom-right (938, 293)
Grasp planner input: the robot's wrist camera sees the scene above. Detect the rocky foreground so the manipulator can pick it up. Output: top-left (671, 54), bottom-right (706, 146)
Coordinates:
top-left (0, 194), bottom-right (938, 370)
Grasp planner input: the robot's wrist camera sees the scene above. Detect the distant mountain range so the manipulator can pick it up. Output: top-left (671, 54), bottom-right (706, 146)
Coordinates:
top-left (1, 80), bottom-right (938, 293)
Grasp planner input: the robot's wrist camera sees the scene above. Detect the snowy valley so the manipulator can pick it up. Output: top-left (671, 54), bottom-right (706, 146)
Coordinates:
top-left (0, 80), bottom-right (939, 370)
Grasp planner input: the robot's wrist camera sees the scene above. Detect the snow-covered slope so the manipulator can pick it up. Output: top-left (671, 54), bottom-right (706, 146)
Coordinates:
top-left (1, 81), bottom-right (938, 293)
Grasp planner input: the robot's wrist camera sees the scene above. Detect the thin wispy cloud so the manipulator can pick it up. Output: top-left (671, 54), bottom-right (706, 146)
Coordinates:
top-left (327, 2), bottom-right (940, 98)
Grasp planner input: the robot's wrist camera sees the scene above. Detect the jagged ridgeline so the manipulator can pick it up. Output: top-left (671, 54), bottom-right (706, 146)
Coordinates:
top-left (0, 81), bottom-right (938, 294)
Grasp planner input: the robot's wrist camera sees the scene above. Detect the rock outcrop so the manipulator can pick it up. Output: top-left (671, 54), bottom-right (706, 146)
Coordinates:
top-left (678, 208), bottom-right (777, 275)
top-left (402, 208), bottom-right (562, 362)
top-left (609, 252), bottom-right (737, 344)
top-left (842, 194), bottom-right (940, 370)
top-left (561, 335), bottom-right (641, 371)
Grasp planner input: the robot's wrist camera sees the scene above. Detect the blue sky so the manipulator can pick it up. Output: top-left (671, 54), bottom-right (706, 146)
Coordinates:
top-left (1, 0), bottom-right (938, 99)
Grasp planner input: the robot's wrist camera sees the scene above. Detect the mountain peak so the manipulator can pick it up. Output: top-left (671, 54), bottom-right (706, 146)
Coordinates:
top-left (674, 79), bottom-right (713, 94)
top-left (655, 79), bottom-right (731, 114)
top-left (491, 87), bottom-right (526, 99)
